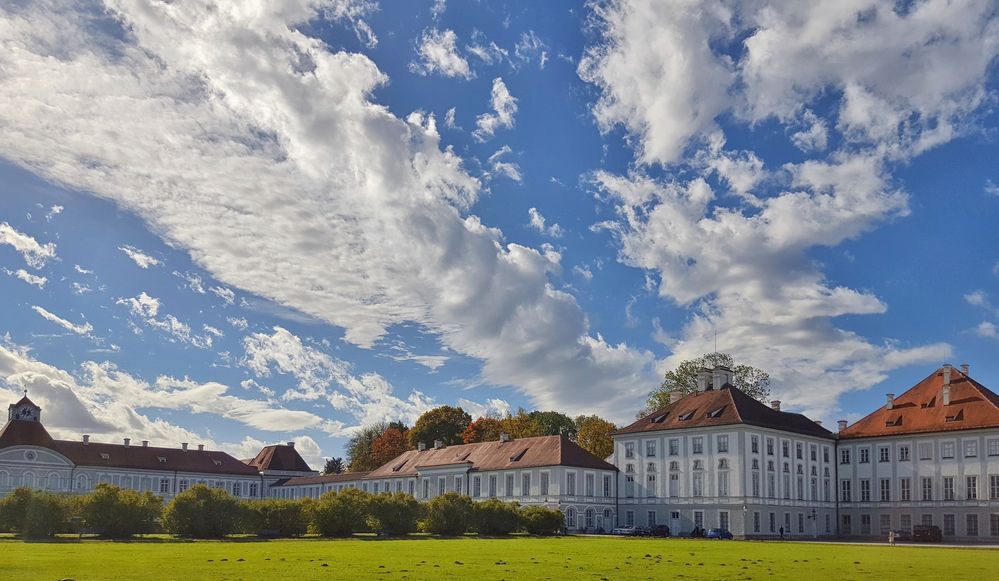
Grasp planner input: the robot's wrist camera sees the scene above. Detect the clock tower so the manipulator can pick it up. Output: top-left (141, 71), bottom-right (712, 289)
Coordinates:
top-left (7, 394), bottom-right (41, 423)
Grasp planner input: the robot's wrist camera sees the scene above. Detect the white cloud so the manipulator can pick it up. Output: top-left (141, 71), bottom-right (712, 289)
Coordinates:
top-left (513, 30), bottom-right (547, 70)
top-left (210, 285), bottom-right (236, 304)
top-left (486, 145), bottom-right (522, 183)
top-left (791, 110), bottom-right (829, 153)
top-left (409, 28), bottom-right (474, 79)
top-left (444, 107), bottom-right (459, 130)
top-left (986, 180), bottom-right (999, 197)
top-left (527, 207), bottom-right (564, 238)
top-left (0, 1), bottom-right (657, 422)
top-left (467, 39), bottom-right (508, 65)
top-left (0, 222), bottom-right (57, 268)
top-left (227, 316), bottom-right (249, 330)
top-left (71, 282), bottom-right (92, 295)
top-left (473, 78), bottom-right (518, 142)
top-left (5, 268), bottom-right (47, 288)
top-left (430, 0), bottom-right (446, 20)
top-left (175, 271), bottom-right (206, 294)
top-left (118, 245), bottom-right (160, 268)
top-left (117, 292), bottom-right (213, 348)
top-left (45, 205), bottom-right (64, 221)
top-left (74, 265), bottom-right (92, 275)
top-left (31, 305), bottom-right (92, 335)
top-left (975, 321), bottom-right (998, 338)
top-left (203, 324), bottom-right (224, 338)
top-left (572, 265), bottom-right (593, 281)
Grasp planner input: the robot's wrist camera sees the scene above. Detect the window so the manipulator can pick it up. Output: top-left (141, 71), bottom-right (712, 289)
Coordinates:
top-left (965, 440), bottom-right (979, 458)
top-left (647, 511), bottom-right (657, 527)
top-left (880, 514), bottom-right (891, 536)
top-left (718, 458), bottom-right (728, 469)
top-left (944, 514), bottom-right (955, 536)
top-left (841, 480), bottom-right (852, 502)
top-left (565, 507), bottom-right (576, 529)
top-left (766, 438), bottom-right (774, 456)
top-left (753, 512), bottom-right (761, 533)
top-left (693, 460), bottom-right (703, 470)
top-left (693, 473), bottom-right (703, 497)
top-left (408, 480), bottom-right (415, 496)
top-left (646, 441), bottom-right (657, 457)
top-left (232, 482), bottom-right (241, 497)
top-left (880, 479), bottom-right (890, 502)
top-left (782, 441), bottom-right (790, 458)
top-left (861, 514), bottom-right (871, 535)
top-left (603, 474), bottom-right (611, 497)
top-left (459, 476), bottom-right (466, 496)
top-left (899, 445), bottom-right (910, 461)
top-left (768, 474), bottom-right (776, 498)
top-left (647, 462), bottom-right (657, 473)
top-left (522, 473), bottom-right (531, 496)
top-left (566, 473), bottom-right (576, 496)
top-left (823, 447), bottom-right (830, 463)
top-left (967, 476), bottom-right (978, 500)
top-left (751, 435), bottom-right (759, 453)
top-left (840, 449), bottom-right (851, 465)
top-left (625, 442), bottom-right (635, 458)
top-left (752, 473), bottom-right (760, 497)
top-left (859, 449), bottom-right (870, 464)
top-left (424, 479), bottom-right (431, 499)
top-left (879, 447), bottom-right (890, 463)
top-left (810, 478), bottom-right (817, 500)
top-left (918, 443), bottom-right (932, 460)
top-left (900, 478), bottom-right (911, 501)
top-left (647, 474), bottom-right (656, 497)
top-left (585, 473), bottom-right (594, 497)
top-left (860, 479), bottom-right (870, 502)
top-left (717, 435), bottom-right (729, 453)
top-left (991, 475), bottom-right (999, 500)
top-left (669, 439), bottom-right (679, 456)
top-left (692, 437), bottom-right (704, 454)
top-left (626, 511), bottom-right (634, 526)
top-left (901, 514), bottom-right (911, 533)
top-left (922, 477), bottom-right (933, 501)
top-left (922, 514), bottom-right (933, 526)
top-left (841, 514), bottom-right (852, 535)
top-left (988, 439), bottom-right (999, 457)
top-left (694, 511), bottom-right (704, 529)
top-left (720, 511), bottom-right (730, 531)
top-left (585, 509), bottom-right (594, 529)
top-left (968, 514), bottom-right (979, 536)
top-left (540, 472), bottom-right (549, 496)
top-left (824, 478), bottom-right (830, 501)
top-left (942, 442), bottom-right (955, 459)
top-left (249, 483), bottom-right (258, 498)
top-left (810, 445), bottom-right (817, 462)
top-left (669, 473), bottom-right (679, 497)
top-left (944, 477), bottom-right (955, 501)
top-left (718, 472), bottom-right (729, 497)
top-left (769, 512), bottom-right (776, 533)
top-left (991, 514), bottom-right (999, 536)
top-left (625, 474), bottom-right (635, 498)
top-left (797, 476), bottom-right (804, 500)
top-left (752, 459), bottom-right (759, 470)
top-left (440, 477), bottom-right (447, 497)
top-left (472, 476), bottom-right (481, 498)
top-left (799, 513), bottom-right (805, 533)
top-left (796, 443), bottom-right (803, 460)
top-left (783, 474), bottom-right (791, 499)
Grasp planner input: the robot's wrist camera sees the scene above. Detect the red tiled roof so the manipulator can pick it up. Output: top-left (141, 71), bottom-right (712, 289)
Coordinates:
top-left (365, 435), bottom-right (617, 479)
top-left (280, 472), bottom-right (371, 486)
top-left (10, 395), bottom-right (39, 409)
top-left (616, 385), bottom-right (833, 439)
top-left (839, 367), bottom-right (999, 439)
top-left (245, 444), bottom-right (314, 473)
top-left (0, 421), bottom-right (259, 475)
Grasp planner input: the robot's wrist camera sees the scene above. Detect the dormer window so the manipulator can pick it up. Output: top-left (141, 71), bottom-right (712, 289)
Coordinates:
top-left (100, 453), bottom-right (110, 460)
top-left (157, 456), bottom-right (167, 463)
top-left (885, 416), bottom-right (902, 427)
top-left (213, 459), bottom-right (223, 467)
top-left (706, 406), bottom-right (725, 419)
top-left (921, 397), bottom-right (936, 409)
top-left (391, 459), bottom-right (408, 472)
top-left (678, 410), bottom-right (696, 421)
top-left (651, 413), bottom-right (668, 424)
top-left (945, 409), bottom-right (964, 422)
top-left (509, 448), bottom-right (528, 462)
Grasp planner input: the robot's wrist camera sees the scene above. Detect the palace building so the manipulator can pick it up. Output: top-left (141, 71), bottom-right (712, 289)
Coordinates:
top-left (1, 363), bottom-right (998, 541)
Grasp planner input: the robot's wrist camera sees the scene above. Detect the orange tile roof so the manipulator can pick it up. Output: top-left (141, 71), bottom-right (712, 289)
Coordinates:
top-left (245, 444), bottom-right (314, 473)
top-left (616, 384), bottom-right (833, 439)
top-left (279, 472), bottom-right (371, 486)
top-left (839, 366), bottom-right (999, 439)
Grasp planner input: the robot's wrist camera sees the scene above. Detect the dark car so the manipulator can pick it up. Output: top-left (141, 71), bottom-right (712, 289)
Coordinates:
top-left (891, 529), bottom-right (911, 542)
top-left (650, 524), bottom-right (671, 538)
top-left (912, 525), bottom-right (942, 542)
top-left (633, 526), bottom-right (652, 537)
top-left (705, 528), bottom-right (734, 540)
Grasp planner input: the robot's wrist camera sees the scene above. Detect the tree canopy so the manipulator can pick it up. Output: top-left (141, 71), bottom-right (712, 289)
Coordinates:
top-left (461, 417), bottom-right (504, 444)
top-left (371, 427), bottom-right (409, 466)
top-left (529, 410), bottom-right (578, 438)
top-left (407, 405), bottom-right (471, 449)
top-left (322, 457), bottom-right (345, 475)
top-left (639, 352), bottom-right (771, 417)
top-left (346, 423), bottom-right (388, 472)
top-left (574, 415), bottom-right (616, 459)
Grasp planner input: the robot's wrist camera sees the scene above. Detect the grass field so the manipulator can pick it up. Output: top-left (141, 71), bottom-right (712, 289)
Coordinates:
top-left (3, 535), bottom-right (998, 581)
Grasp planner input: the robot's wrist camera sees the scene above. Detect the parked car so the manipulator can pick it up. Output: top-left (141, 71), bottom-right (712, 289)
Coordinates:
top-left (611, 525), bottom-right (639, 536)
top-left (912, 525), bottom-right (942, 542)
top-left (890, 529), bottom-right (911, 542)
top-left (650, 524), bottom-right (671, 538)
top-left (705, 528), bottom-right (734, 540)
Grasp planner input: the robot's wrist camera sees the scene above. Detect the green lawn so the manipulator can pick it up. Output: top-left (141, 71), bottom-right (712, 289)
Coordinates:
top-left (3, 535), bottom-right (997, 580)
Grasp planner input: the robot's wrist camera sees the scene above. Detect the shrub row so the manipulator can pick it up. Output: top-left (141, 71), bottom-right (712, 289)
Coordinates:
top-left (0, 484), bottom-right (566, 539)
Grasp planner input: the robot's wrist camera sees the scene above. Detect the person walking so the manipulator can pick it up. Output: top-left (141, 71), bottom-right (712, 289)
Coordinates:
top-left (888, 530), bottom-right (896, 546)
top-left (779, 526), bottom-right (784, 541)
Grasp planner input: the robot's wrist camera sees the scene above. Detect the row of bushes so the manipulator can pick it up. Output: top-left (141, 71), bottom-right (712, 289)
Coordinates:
top-left (0, 485), bottom-right (566, 539)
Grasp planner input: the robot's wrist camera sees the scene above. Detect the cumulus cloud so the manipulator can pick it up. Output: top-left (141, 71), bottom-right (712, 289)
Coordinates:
top-left (117, 292), bottom-right (214, 348)
top-left (118, 245), bottom-right (160, 268)
top-left (175, 271), bottom-right (206, 294)
top-left (0, 222), bottom-right (56, 268)
top-left (527, 207), bottom-right (564, 238)
top-left (0, 1), bottom-right (657, 422)
top-left (976, 321), bottom-right (998, 338)
top-left (486, 145), bottom-right (522, 183)
top-left (210, 285), bottom-right (236, 304)
top-left (31, 306), bottom-right (93, 336)
top-left (5, 268), bottom-right (47, 288)
top-left (473, 77), bottom-right (518, 142)
top-left (410, 28), bottom-right (474, 79)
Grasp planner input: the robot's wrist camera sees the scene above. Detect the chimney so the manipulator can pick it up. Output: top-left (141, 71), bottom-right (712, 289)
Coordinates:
top-left (433, 439), bottom-right (444, 450)
top-left (82, 434), bottom-right (90, 445)
top-left (141, 440), bottom-right (149, 448)
top-left (123, 438), bottom-right (131, 448)
top-left (961, 363), bottom-right (970, 375)
top-left (712, 368), bottom-right (725, 391)
top-left (943, 385), bottom-right (951, 406)
top-left (837, 420), bottom-right (847, 432)
top-left (418, 442), bottom-right (427, 451)
top-left (499, 432), bottom-right (510, 443)
top-left (696, 368), bottom-right (712, 392)
top-left (287, 441), bottom-right (295, 448)
top-left (197, 444), bottom-right (204, 452)
top-left (770, 400), bottom-right (781, 412)
top-left (182, 442), bottom-right (189, 451)
top-left (942, 363), bottom-right (952, 386)
top-left (885, 394), bottom-right (894, 410)
top-left (669, 390), bottom-right (683, 404)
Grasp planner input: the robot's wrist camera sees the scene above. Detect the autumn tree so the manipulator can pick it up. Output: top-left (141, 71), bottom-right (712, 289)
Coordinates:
top-left (529, 411), bottom-right (578, 439)
top-left (575, 415), bottom-right (616, 459)
top-left (639, 352), bottom-right (771, 417)
top-left (407, 406), bottom-right (471, 449)
top-left (346, 423), bottom-right (388, 472)
top-left (322, 457), bottom-right (345, 475)
top-left (461, 417), bottom-right (504, 444)
top-left (371, 428), bottom-right (410, 467)
top-left (500, 409), bottom-right (545, 439)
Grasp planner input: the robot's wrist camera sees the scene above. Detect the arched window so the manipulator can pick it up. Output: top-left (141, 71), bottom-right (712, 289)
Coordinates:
top-left (0, 471), bottom-right (8, 488)
top-left (76, 474), bottom-right (89, 491)
top-left (565, 507), bottom-right (577, 529)
top-left (585, 508), bottom-right (595, 529)
top-left (21, 471), bottom-right (35, 488)
top-left (47, 472), bottom-right (60, 490)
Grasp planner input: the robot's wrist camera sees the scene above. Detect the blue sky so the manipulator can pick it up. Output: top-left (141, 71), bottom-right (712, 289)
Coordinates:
top-left (0, 1), bottom-right (997, 466)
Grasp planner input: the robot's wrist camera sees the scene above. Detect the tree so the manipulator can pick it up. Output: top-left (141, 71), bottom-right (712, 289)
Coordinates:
top-left (520, 505), bottom-right (564, 536)
top-left (575, 415), bottom-right (616, 459)
top-left (347, 423), bottom-right (388, 472)
top-left (0, 487), bottom-right (68, 539)
top-left (499, 409), bottom-right (545, 439)
top-left (461, 417), bottom-right (504, 443)
top-left (243, 499), bottom-right (310, 537)
top-left (322, 457), bottom-right (345, 475)
top-left (529, 411), bottom-right (578, 439)
top-left (371, 428), bottom-right (410, 467)
top-left (368, 493), bottom-right (422, 536)
top-left (407, 406), bottom-right (471, 449)
top-left (311, 488), bottom-right (371, 537)
top-left (639, 352), bottom-right (771, 417)
top-left (420, 492), bottom-right (473, 536)
top-left (472, 499), bottom-right (522, 535)
top-left (82, 483), bottom-right (162, 538)
top-left (163, 484), bottom-right (243, 538)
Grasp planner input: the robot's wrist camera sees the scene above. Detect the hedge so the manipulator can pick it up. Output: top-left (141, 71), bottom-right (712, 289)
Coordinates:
top-left (420, 492), bottom-right (473, 536)
top-left (82, 483), bottom-right (162, 538)
top-left (311, 488), bottom-right (371, 537)
top-left (520, 505), bottom-right (565, 536)
top-left (472, 498), bottom-right (522, 535)
top-left (163, 484), bottom-right (245, 538)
